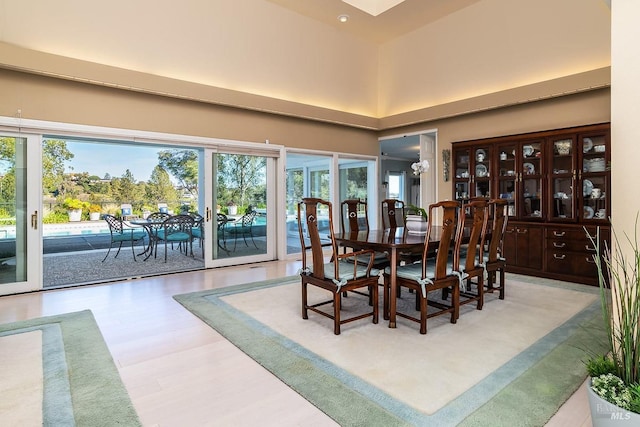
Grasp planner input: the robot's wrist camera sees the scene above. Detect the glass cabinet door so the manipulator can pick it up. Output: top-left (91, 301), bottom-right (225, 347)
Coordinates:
top-left (472, 147), bottom-right (491, 198)
top-left (454, 148), bottom-right (470, 201)
top-left (520, 140), bottom-right (543, 219)
top-left (497, 143), bottom-right (517, 218)
top-left (550, 136), bottom-right (576, 221)
top-left (580, 133), bottom-right (609, 221)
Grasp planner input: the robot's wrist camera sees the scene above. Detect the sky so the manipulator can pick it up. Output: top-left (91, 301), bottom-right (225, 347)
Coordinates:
top-left (65, 141), bottom-right (167, 181)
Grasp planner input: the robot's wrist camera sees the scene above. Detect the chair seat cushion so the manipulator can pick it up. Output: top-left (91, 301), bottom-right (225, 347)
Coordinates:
top-left (309, 261), bottom-right (379, 283)
top-left (157, 231), bottom-right (190, 241)
top-left (385, 262), bottom-right (457, 282)
top-left (191, 228), bottom-right (202, 238)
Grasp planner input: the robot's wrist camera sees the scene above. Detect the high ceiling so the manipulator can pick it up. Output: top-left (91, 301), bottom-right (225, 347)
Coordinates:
top-left (266, 0), bottom-right (481, 43)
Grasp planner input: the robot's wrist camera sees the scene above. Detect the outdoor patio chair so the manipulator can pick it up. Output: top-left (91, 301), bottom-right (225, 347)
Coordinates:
top-left (189, 212), bottom-right (205, 258)
top-left (155, 214), bottom-right (195, 262)
top-left (102, 214), bottom-right (147, 262)
top-left (227, 210), bottom-right (258, 251)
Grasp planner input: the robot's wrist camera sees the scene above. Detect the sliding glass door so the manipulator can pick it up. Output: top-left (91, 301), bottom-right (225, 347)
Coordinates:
top-left (204, 149), bottom-right (277, 267)
top-left (0, 133), bottom-right (41, 295)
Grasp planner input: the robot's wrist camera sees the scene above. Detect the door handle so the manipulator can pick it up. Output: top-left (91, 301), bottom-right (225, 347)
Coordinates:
top-left (205, 207), bottom-right (211, 222)
top-left (31, 210), bottom-right (38, 230)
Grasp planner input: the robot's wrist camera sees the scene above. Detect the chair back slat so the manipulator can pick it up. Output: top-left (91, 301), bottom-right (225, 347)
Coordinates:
top-left (340, 199), bottom-right (369, 233)
top-left (298, 198), bottom-right (337, 280)
top-left (422, 200), bottom-right (461, 280)
top-left (487, 199), bottom-right (508, 263)
top-left (104, 214), bottom-right (124, 234)
top-left (458, 199), bottom-right (489, 271)
top-left (381, 199), bottom-right (405, 229)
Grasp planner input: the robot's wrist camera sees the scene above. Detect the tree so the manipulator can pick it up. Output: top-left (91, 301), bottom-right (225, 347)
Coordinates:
top-left (146, 165), bottom-right (178, 204)
top-left (157, 149), bottom-right (198, 198)
top-left (110, 169), bottom-right (144, 209)
top-left (218, 154), bottom-right (266, 208)
top-left (42, 139), bottom-right (74, 195)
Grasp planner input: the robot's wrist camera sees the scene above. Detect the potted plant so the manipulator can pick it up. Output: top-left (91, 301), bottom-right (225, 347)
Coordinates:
top-left (586, 223), bottom-right (640, 425)
top-left (62, 198), bottom-right (86, 222)
top-left (88, 204), bottom-right (102, 221)
top-left (405, 204), bottom-right (428, 235)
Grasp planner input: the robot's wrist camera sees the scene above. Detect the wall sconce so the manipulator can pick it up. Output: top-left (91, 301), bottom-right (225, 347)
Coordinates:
top-left (411, 159), bottom-right (430, 176)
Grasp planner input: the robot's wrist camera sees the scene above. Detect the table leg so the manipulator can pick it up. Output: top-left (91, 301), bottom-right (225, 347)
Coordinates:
top-left (389, 247), bottom-right (397, 328)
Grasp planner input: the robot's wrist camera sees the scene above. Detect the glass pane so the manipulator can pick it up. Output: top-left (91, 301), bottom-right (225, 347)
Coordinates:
top-left (552, 177), bottom-right (574, 219)
top-left (522, 178), bottom-right (542, 218)
top-left (455, 149), bottom-right (470, 180)
top-left (498, 179), bottom-right (516, 217)
top-left (214, 153), bottom-right (267, 259)
top-left (285, 153), bottom-right (331, 255)
top-left (0, 136), bottom-right (27, 284)
top-left (582, 176), bottom-right (607, 220)
top-left (498, 144), bottom-right (517, 178)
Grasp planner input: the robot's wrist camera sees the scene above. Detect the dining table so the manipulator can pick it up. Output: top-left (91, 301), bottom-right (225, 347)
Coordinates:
top-left (334, 225), bottom-right (474, 329)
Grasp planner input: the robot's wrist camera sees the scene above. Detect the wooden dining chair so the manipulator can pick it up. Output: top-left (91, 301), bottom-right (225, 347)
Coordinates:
top-left (381, 199), bottom-right (406, 229)
top-left (340, 199), bottom-right (389, 264)
top-left (298, 197), bottom-right (379, 335)
top-left (484, 199), bottom-right (508, 299)
top-left (383, 200), bottom-right (462, 334)
top-left (454, 199), bottom-right (490, 311)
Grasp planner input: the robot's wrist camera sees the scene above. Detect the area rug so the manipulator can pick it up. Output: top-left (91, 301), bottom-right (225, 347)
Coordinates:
top-left (0, 310), bottom-right (141, 426)
top-left (174, 275), bottom-right (608, 427)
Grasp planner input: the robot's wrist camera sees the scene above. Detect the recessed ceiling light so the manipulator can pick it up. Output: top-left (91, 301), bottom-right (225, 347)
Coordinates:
top-left (337, 14), bottom-right (349, 23)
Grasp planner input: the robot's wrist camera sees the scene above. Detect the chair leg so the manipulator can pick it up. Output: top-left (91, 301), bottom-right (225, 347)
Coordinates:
top-left (371, 284), bottom-right (379, 324)
top-left (383, 276), bottom-right (390, 320)
top-left (114, 242), bottom-right (124, 259)
top-left (419, 293), bottom-right (427, 334)
top-left (130, 238), bottom-right (138, 262)
top-left (102, 243), bottom-right (114, 262)
top-left (301, 282), bottom-right (309, 319)
top-left (477, 276), bottom-right (484, 310)
top-left (499, 269), bottom-right (505, 300)
top-left (451, 286), bottom-right (460, 323)
top-left (333, 291), bottom-right (341, 335)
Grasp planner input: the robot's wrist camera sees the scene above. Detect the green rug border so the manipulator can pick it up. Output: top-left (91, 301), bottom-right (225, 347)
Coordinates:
top-left (174, 275), bottom-right (608, 426)
top-left (0, 310), bottom-right (141, 427)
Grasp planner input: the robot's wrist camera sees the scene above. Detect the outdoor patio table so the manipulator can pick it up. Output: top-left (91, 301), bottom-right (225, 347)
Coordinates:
top-left (130, 218), bottom-right (166, 260)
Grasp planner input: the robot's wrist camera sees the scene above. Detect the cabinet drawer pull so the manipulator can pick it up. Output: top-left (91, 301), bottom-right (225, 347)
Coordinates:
top-left (586, 233), bottom-right (596, 240)
top-left (516, 228), bottom-right (528, 234)
top-left (585, 257), bottom-right (596, 264)
top-left (553, 242), bottom-right (566, 248)
top-left (553, 231), bottom-right (566, 237)
top-left (553, 254), bottom-right (566, 260)
top-left (585, 245), bottom-right (595, 251)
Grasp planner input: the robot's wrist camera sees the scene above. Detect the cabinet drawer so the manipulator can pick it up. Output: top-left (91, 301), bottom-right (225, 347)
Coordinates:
top-left (546, 251), bottom-right (598, 277)
top-left (545, 239), bottom-right (597, 252)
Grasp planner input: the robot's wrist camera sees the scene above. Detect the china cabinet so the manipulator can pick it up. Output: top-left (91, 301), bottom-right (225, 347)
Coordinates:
top-left (452, 123), bottom-right (610, 286)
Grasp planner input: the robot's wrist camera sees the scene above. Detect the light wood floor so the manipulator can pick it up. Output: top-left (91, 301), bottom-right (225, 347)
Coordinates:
top-left (0, 260), bottom-right (592, 426)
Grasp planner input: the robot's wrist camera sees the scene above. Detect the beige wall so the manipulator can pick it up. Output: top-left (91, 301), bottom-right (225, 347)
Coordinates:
top-left (0, 0), bottom-right (379, 116)
top-left (611, 0), bottom-right (640, 239)
top-left (0, 68), bottom-right (379, 156)
top-left (378, 0), bottom-right (610, 117)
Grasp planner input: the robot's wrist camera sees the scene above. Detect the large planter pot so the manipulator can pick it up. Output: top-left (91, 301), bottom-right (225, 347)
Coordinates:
top-left (588, 378), bottom-right (640, 426)
top-left (89, 212), bottom-right (101, 221)
top-left (227, 205), bottom-right (238, 216)
top-left (405, 214), bottom-right (427, 235)
top-left (67, 209), bottom-right (82, 222)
